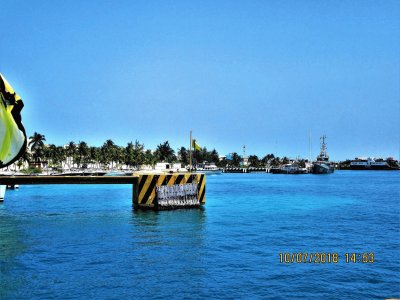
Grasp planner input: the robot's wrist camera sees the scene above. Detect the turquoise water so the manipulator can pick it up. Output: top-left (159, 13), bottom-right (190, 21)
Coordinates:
top-left (1, 171), bottom-right (399, 299)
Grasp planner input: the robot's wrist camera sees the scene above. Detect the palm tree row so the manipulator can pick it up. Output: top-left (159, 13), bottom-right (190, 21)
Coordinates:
top-left (21, 132), bottom-right (220, 171)
top-left (15, 132), bottom-right (303, 171)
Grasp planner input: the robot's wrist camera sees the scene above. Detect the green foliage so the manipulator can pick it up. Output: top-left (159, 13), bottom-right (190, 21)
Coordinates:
top-left (248, 155), bottom-right (260, 167)
top-left (192, 147), bottom-right (219, 165)
top-left (261, 153), bottom-right (275, 165)
top-left (178, 147), bottom-right (189, 166)
top-left (144, 149), bottom-right (156, 165)
top-left (270, 157), bottom-right (281, 167)
top-left (21, 166), bottom-right (42, 174)
top-left (16, 131), bottom-right (335, 172)
top-left (28, 132), bottom-right (46, 163)
top-left (230, 152), bottom-right (241, 167)
top-left (76, 141), bottom-right (90, 168)
top-left (155, 141), bottom-right (176, 163)
top-left (125, 140), bottom-right (145, 168)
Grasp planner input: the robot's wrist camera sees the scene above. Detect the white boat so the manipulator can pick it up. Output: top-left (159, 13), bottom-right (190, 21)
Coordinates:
top-left (193, 163), bottom-right (222, 175)
top-left (154, 163), bottom-right (188, 173)
top-left (270, 163), bottom-right (308, 174)
top-left (348, 157), bottom-right (399, 170)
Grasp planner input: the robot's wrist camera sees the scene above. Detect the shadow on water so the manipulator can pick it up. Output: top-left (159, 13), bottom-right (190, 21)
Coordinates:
top-left (131, 207), bottom-right (207, 232)
top-left (126, 208), bottom-right (209, 296)
top-left (129, 208), bottom-right (207, 253)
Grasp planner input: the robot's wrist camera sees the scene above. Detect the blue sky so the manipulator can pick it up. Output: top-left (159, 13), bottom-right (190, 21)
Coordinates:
top-left (1, 0), bottom-right (399, 160)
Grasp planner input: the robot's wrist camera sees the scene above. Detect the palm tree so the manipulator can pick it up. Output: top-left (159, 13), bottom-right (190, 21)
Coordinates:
top-left (16, 146), bottom-right (31, 170)
top-left (125, 140), bottom-right (145, 169)
top-left (125, 142), bottom-right (134, 168)
top-left (155, 141), bottom-right (175, 162)
top-left (77, 141), bottom-right (89, 168)
top-left (262, 154), bottom-right (275, 166)
top-left (231, 152), bottom-right (241, 167)
top-left (101, 139), bottom-right (118, 169)
top-left (144, 149), bottom-right (156, 166)
top-left (28, 132), bottom-right (46, 164)
top-left (178, 147), bottom-right (189, 166)
top-left (271, 157), bottom-right (281, 167)
top-left (248, 155), bottom-right (260, 167)
top-left (210, 149), bottom-right (219, 164)
top-left (45, 144), bottom-right (58, 167)
top-left (66, 141), bottom-right (76, 169)
top-left (89, 146), bottom-right (100, 169)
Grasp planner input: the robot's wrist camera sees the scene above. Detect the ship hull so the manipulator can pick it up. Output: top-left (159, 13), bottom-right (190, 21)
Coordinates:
top-left (270, 167), bottom-right (308, 174)
top-left (194, 169), bottom-right (222, 175)
top-left (312, 163), bottom-right (334, 174)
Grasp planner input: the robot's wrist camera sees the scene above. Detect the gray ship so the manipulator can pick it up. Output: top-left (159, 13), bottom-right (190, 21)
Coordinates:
top-left (312, 135), bottom-right (335, 174)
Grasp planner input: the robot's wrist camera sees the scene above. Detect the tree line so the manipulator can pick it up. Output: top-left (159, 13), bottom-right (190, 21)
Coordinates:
top-left (19, 132), bottom-right (222, 170)
top-left (7, 132), bottom-right (312, 171)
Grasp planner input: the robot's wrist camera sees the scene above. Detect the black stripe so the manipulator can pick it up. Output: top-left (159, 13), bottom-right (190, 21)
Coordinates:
top-left (199, 187), bottom-right (205, 203)
top-left (141, 175), bottom-right (158, 204)
top-left (187, 175), bottom-right (193, 183)
top-left (138, 175), bottom-right (147, 194)
top-left (175, 174), bottom-right (184, 185)
top-left (167, 175), bottom-right (174, 185)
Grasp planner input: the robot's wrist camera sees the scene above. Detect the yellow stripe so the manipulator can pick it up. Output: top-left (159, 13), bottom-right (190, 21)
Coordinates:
top-left (167, 175), bottom-right (175, 186)
top-left (183, 174), bottom-right (190, 184)
top-left (139, 175), bottom-right (153, 203)
top-left (195, 174), bottom-right (201, 185)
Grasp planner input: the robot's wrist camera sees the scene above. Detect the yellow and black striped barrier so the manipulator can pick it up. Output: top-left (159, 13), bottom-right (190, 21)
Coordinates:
top-left (133, 173), bottom-right (206, 210)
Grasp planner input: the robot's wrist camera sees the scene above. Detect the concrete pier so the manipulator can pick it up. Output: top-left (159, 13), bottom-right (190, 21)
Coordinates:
top-left (135, 173), bottom-right (206, 210)
top-left (0, 173), bottom-right (206, 210)
top-left (223, 167), bottom-right (268, 173)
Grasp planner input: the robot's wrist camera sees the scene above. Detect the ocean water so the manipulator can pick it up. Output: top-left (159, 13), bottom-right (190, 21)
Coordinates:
top-left (1, 171), bottom-right (399, 299)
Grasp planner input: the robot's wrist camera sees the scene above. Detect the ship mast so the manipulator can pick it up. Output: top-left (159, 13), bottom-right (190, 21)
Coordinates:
top-left (309, 131), bottom-right (312, 162)
top-left (318, 135), bottom-right (329, 161)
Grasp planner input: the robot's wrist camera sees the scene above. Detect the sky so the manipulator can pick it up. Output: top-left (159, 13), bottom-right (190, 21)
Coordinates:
top-left (1, 0), bottom-right (399, 160)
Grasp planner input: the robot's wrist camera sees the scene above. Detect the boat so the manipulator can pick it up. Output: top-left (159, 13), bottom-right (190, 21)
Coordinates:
top-left (312, 135), bottom-right (334, 174)
top-left (193, 162), bottom-right (222, 175)
top-left (52, 169), bottom-right (108, 176)
top-left (104, 171), bottom-right (133, 176)
top-left (347, 157), bottom-right (399, 170)
top-left (155, 162), bottom-right (187, 173)
top-left (269, 167), bottom-right (281, 174)
top-left (270, 163), bottom-right (308, 174)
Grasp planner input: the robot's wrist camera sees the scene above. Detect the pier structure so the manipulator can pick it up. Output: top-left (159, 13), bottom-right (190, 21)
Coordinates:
top-left (224, 167), bottom-right (268, 173)
top-left (0, 173), bottom-right (206, 210)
